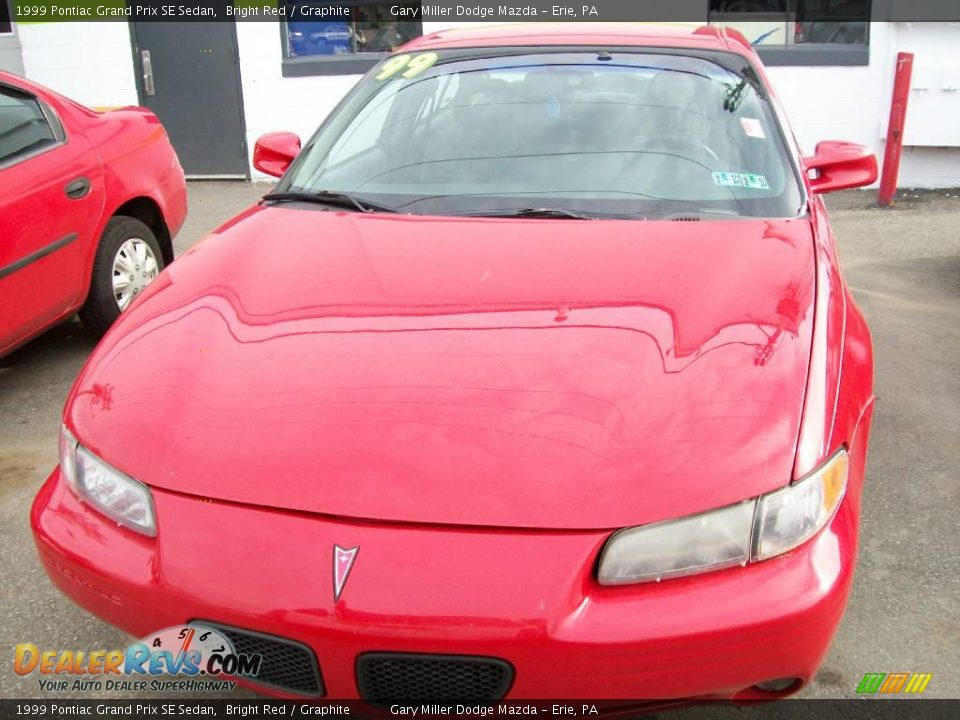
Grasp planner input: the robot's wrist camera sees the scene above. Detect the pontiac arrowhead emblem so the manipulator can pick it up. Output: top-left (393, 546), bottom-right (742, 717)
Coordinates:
top-left (333, 545), bottom-right (359, 602)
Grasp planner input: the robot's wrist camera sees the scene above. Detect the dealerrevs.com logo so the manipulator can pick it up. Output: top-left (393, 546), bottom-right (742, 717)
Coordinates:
top-left (13, 624), bottom-right (261, 693)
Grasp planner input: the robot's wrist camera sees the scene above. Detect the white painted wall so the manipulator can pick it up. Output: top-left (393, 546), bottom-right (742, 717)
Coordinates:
top-left (0, 25), bottom-right (25, 75)
top-left (17, 22), bottom-right (138, 108)
top-left (15, 20), bottom-right (960, 186)
top-left (766, 22), bottom-right (960, 187)
top-left (235, 20), bottom-right (360, 180)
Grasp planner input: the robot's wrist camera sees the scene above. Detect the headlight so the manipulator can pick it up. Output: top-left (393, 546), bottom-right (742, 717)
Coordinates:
top-left (59, 425), bottom-right (157, 537)
top-left (753, 448), bottom-right (848, 560)
top-left (58, 425), bottom-right (78, 489)
top-left (598, 449), bottom-right (848, 585)
top-left (598, 501), bottom-right (755, 584)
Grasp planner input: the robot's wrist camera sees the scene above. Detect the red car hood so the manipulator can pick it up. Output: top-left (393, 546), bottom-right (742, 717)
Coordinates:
top-left (69, 207), bottom-right (816, 530)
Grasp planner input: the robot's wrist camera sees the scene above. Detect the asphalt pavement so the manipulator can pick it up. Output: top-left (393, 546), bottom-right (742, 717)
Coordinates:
top-left (1, 183), bottom-right (957, 702)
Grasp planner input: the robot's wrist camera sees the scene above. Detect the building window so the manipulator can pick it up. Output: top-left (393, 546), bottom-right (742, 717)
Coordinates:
top-left (281, 1), bottom-right (422, 77)
top-left (709, 0), bottom-right (870, 66)
top-left (1, 0), bottom-right (13, 36)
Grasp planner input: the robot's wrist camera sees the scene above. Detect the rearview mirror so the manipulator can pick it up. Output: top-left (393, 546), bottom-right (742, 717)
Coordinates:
top-left (253, 132), bottom-right (301, 178)
top-left (803, 141), bottom-right (877, 194)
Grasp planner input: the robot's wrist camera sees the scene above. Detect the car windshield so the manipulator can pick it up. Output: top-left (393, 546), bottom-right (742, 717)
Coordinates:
top-left (279, 49), bottom-right (804, 218)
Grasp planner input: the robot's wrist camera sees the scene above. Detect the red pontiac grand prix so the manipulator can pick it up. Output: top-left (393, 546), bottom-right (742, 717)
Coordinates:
top-left (32, 24), bottom-right (877, 703)
top-left (0, 71), bottom-right (186, 356)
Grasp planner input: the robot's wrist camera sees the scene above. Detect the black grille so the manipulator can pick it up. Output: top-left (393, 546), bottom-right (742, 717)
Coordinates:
top-left (195, 621), bottom-right (323, 697)
top-left (357, 653), bottom-right (513, 704)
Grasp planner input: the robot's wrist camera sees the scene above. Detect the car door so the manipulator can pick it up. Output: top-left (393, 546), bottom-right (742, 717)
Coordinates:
top-left (0, 81), bottom-right (104, 355)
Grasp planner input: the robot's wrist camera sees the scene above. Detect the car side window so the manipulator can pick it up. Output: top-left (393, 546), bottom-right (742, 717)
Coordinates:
top-left (0, 86), bottom-right (60, 167)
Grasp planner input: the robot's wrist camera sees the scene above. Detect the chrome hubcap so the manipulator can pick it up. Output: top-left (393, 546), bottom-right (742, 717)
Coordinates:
top-left (112, 238), bottom-right (159, 311)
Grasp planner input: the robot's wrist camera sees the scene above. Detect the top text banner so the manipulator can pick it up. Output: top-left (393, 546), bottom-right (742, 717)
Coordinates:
top-left (12, 1), bottom-right (960, 23)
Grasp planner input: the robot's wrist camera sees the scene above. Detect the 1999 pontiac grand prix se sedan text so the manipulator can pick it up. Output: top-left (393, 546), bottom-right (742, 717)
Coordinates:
top-left (32, 24), bottom-right (877, 704)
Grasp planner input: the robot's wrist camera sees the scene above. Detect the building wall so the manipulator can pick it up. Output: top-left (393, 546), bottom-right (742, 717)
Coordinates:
top-left (0, 28), bottom-right (24, 75)
top-left (16, 21), bottom-right (138, 107)
top-left (235, 19), bottom-right (361, 169)
top-left (766, 22), bottom-right (960, 187)
top-left (10, 20), bottom-right (960, 187)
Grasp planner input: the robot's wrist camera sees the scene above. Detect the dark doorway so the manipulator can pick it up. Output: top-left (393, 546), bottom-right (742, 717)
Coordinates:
top-left (129, 21), bottom-right (248, 178)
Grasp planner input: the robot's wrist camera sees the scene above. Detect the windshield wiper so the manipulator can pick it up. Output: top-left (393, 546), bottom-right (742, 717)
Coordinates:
top-left (452, 207), bottom-right (597, 220)
top-left (262, 190), bottom-right (400, 214)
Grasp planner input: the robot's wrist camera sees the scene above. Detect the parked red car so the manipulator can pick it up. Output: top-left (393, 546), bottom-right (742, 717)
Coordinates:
top-left (0, 71), bottom-right (186, 357)
top-left (32, 25), bottom-right (876, 703)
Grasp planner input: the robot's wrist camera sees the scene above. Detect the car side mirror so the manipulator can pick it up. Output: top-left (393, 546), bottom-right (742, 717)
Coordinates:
top-left (253, 132), bottom-right (301, 178)
top-left (803, 141), bottom-right (877, 194)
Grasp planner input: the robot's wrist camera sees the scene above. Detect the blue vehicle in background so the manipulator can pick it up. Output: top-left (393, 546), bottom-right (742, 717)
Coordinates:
top-left (287, 22), bottom-right (354, 56)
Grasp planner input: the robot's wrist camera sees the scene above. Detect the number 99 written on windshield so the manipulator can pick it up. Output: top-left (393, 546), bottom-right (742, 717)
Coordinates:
top-left (375, 53), bottom-right (440, 81)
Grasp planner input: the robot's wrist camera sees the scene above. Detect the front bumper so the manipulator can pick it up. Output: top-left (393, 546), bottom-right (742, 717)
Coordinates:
top-left (31, 467), bottom-right (858, 701)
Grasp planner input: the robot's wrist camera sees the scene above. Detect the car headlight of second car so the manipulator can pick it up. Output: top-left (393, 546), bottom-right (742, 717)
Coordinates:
top-left (597, 449), bottom-right (848, 584)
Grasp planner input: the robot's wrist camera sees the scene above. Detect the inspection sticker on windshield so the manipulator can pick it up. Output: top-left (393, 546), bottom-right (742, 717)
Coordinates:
top-left (713, 172), bottom-right (770, 190)
top-left (740, 117), bottom-right (766, 139)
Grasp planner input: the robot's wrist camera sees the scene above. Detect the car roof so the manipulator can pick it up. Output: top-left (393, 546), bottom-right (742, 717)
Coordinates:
top-left (402, 22), bottom-right (755, 57)
top-left (0, 70), bottom-right (31, 91)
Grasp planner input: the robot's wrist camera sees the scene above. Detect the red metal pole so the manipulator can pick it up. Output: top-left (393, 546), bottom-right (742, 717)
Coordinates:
top-left (878, 52), bottom-right (914, 207)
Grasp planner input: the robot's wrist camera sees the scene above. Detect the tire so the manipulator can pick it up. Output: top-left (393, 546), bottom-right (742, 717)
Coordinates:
top-left (80, 216), bottom-right (165, 338)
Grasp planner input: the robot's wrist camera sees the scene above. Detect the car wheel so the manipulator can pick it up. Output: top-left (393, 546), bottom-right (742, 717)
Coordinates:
top-left (79, 216), bottom-right (164, 338)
